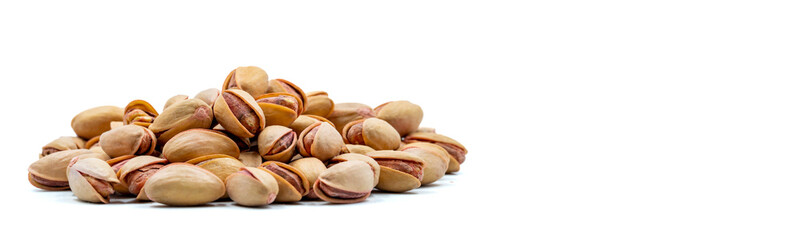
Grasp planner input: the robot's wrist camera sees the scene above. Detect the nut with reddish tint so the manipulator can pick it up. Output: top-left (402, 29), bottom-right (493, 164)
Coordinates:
top-left (214, 89), bottom-right (266, 138)
top-left (226, 167), bottom-right (279, 207)
top-left (341, 144), bottom-right (376, 155)
top-left (211, 124), bottom-right (252, 151)
top-left (28, 149), bottom-right (108, 191)
top-left (328, 153), bottom-right (380, 187)
top-left (99, 125), bottom-right (157, 158)
top-left (342, 118), bottom-right (401, 150)
top-left (149, 98), bottom-right (214, 145)
top-left (163, 94), bottom-right (189, 111)
top-left (117, 155), bottom-right (167, 200)
top-left (313, 161), bottom-right (375, 204)
top-left (143, 163), bottom-right (226, 206)
top-left (162, 129), bottom-right (240, 162)
top-left (106, 155), bottom-right (136, 195)
top-left (123, 100), bottom-right (159, 128)
top-left (327, 103), bottom-right (375, 133)
top-left (67, 157), bottom-right (120, 203)
top-left (260, 161), bottom-right (309, 202)
top-left (289, 114), bottom-right (334, 135)
top-left (40, 136), bottom-right (85, 158)
top-left (222, 66), bottom-right (269, 97)
top-left (297, 122), bottom-right (344, 161)
top-left (303, 91), bottom-right (334, 117)
top-left (366, 150), bottom-right (425, 193)
top-left (71, 106), bottom-right (124, 140)
top-left (403, 132), bottom-right (466, 173)
top-left (288, 157), bottom-right (327, 199)
top-left (400, 142), bottom-right (450, 185)
top-left (255, 93), bottom-right (303, 127)
top-left (257, 125), bottom-right (297, 163)
top-left (374, 101), bottom-right (423, 137)
top-left (194, 88), bottom-right (221, 108)
top-left (267, 78), bottom-right (308, 112)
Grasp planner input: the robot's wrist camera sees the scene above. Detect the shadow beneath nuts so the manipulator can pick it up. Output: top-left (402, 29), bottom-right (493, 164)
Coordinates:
top-left (149, 203), bottom-right (227, 208)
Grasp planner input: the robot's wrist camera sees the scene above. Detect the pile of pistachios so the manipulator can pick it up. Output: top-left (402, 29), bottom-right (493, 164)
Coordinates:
top-left (28, 66), bottom-right (467, 206)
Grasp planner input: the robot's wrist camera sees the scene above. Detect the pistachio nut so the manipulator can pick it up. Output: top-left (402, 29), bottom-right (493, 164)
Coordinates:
top-left (143, 163), bottom-right (226, 206)
top-left (213, 89), bottom-right (265, 138)
top-left (374, 101), bottom-right (423, 136)
top-left (260, 161), bottom-right (309, 202)
top-left (162, 129), bottom-right (240, 162)
top-left (297, 122), bottom-right (344, 161)
top-left (366, 150), bottom-right (425, 193)
top-left (71, 106), bottom-right (124, 140)
top-left (106, 155), bottom-right (136, 195)
top-left (67, 157), bottom-right (120, 203)
top-left (28, 149), bottom-right (108, 191)
top-left (149, 98), bottom-right (214, 144)
top-left (400, 142), bottom-right (450, 185)
top-left (327, 103), bottom-right (375, 133)
top-left (99, 125), bottom-right (157, 158)
top-left (403, 132), bottom-right (466, 173)
top-left (222, 66), bottom-right (269, 97)
top-left (303, 91), bottom-right (334, 117)
top-left (342, 118), bottom-right (401, 150)
top-left (266, 78), bottom-right (308, 111)
top-left (341, 144), bottom-right (376, 155)
top-left (255, 93), bottom-right (303, 127)
top-left (238, 151), bottom-right (263, 168)
top-left (288, 157), bottom-right (327, 199)
top-left (289, 114), bottom-right (334, 135)
top-left (328, 153), bottom-right (380, 187)
top-left (312, 161), bottom-right (374, 204)
top-left (212, 124), bottom-right (252, 151)
top-left (163, 94), bottom-right (188, 111)
top-left (257, 125), bottom-right (297, 163)
top-left (225, 167), bottom-right (279, 206)
top-left (412, 127), bottom-right (436, 134)
top-left (123, 100), bottom-right (158, 128)
top-left (186, 154), bottom-right (245, 183)
top-left (40, 136), bottom-right (85, 158)
top-left (117, 155), bottom-right (167, 200)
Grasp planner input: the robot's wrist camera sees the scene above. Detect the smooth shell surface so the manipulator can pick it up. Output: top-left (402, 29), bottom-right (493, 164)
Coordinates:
top-left (374, 101), bottom-right (423, 136)
top-left (366, 150), bottom-right (425, 193)
top-left (71, 106), bottom-right (124, 140)
top-left (266, 78), bottom-right (307, 112)
top-left (297, 122), bottom-right (344, 161)
top-left (288, 157), bottom-right (327, 198)
top-left (143, 163), bottom-right (226, 206)
top-left (41, 136), bottom-right (85, 158)
top-left (149, 99), bottom-right (214, 144)
top-left (303, 91), bottom-right (334, 117)
top-left (342, 118), bottom-right (400, 150)
top-left (329, 153), bottom-right (380, 186)
top-left (404, 132), bottom-right (467, 173)
top-left (342, 144), bottom-right (376, 155)
top-left (223, 66), bottom-right (269, 97)
top-left (163, 95), bottom-right (189, 110)
top-left (28, 149), bottom-right (106, 190)
top-left (99, 125), bottom-right (156, 157)
top-left (162, 129), bottom-right (240, 162)
top-left (238, 151), bottom-right (263, 168)
top-left (67, 157), bottom-right (119, 203)
top-left (327, 103), bottom-right (375, 133)
top-left (256, 93), bottom-right (302, 127)
top-left (289, 114), bottom-right (334, 135)
top-left (314, 161), bottom-right (374, 203)
top-left (401, 142), bottom-right (450, 185)
top-left (186, 155), bottom-right (245, 183)
top-left (226, 167), bottom-right (279, 206)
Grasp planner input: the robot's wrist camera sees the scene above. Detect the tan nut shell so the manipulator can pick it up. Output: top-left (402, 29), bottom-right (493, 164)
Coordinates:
top-left (106, 155), bottom-right (136, 195)
top-left (401, 142), bottom-right (450, 185)
top-left (149, 99), bottom-right (214, 144)
top-left (143, 163), bottom-right (226, 206)
top-left (257, 125), bottom-right (297, 163)
top-left (313, 161), bottom-right (374, 204)
top-left (342, 118), bottom-right (400, 150)
top-left (288, 157), bottom-right (327, 199)
top-left (366, 150), bottom-right (425, 193)
top-left (194, 88), bottom-right (221, 108)
top-left (327, 103), bottom-right (375, 133)
top-left (162, 129), bottom-right (240, 162)
top-left (223, 66), bottom-right (269, 97)
top-left (374, 101), bottom-right (423, 136)
top-left (99, 125), bottom-right (157, 158)
top-left (28, 149), bottom-right (106, 191)
top-left (71, 106), bottom-right (124, 140)
top-left (329, 153), bottom-right (380, 186)
top-left (259, 161), bottom-right (309, 202)
top-left (297, 122), bottom-right (344, 161)
top-left (289, 114), bottom-right (334, 135)
top-left (123, 100), bottom-right (158, 127)
top-left (67, 157), bottom-right (120, 203)
top-left (213, 89), bottom-right (266, 138)
top-left (404, 132), bottom-right (466, 173)
top-left (163, 94), bottom-right (189, 110)
top-left (41, 136), bottom-right (85, 158)
top-left (267, 78), bottom-right (308, 112)
top-left (238, 151), bottom-right (263, 168)
top-left (342, 144), bottom-right (376, 155)
top-left (186, 154), bottom-right (245, 183)
top-left (255, 93), bottom-right (303, 127)
top-left (117, 155), bottom-right (168, 200)
top-left (226, 167), bottom-right (279, 206)
top-left (303, 91), bottom-right (334, 117)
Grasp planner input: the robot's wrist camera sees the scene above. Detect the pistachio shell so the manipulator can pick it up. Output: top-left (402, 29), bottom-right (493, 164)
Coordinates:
top-left (162, 129), bottom-right (240, 162)
top-left (163, 94), bottom-right (189, 111)
top-left (342, 144), bottom-right (376, 155)
top-left (313, 161), bottom-right (374, 204)
top-left (143, 163), bottom-right (226, 206)
top-left (99, 125), bottom-right (157, 158)
top-left (289, 114), bottom-right (334, 135)
top-left (117, 155), bottom-right (168, 200)
top-left (288, 157), bottom-right (327, 199)
top-left (222, 66), bottom-right (269, 97)
top-left (71, 106), bottom-right (124, 140)
top-left (149, 99), bottom-right (214, 144)
top-left (342, 118), bottom-right (400, 150)
top-left (260, 161), bottom-right (309, 202)
top-left (366, 150), bottom-right (425, 193)
top-left (28, 149), bottom-right (106, 191)
top-left (404, 132), bottom-right (467, 173)
top-left (40, 136), bottom-right (85, 158)
top-left (67, 157), bottom-right (119, 203)
top-left (257, 125), bottom-right (297, 163)
top-left (123, 100), bottom-right (158, 127)
top-left (238, 151), bottom-right (263, 167)
top-left (297, 122), bottom-right (344, 161)
top-left (85, 136), bottom-right (100, 149)
top-left (303, 91), bottom-right (334, 117)
top-left (194, 88), bottom-right (221, 108)
top-left (267, 78), bottom-right (308, 113)
top-left (329, 153), bottom-right (380, 186)
top-left (226, 167), bottom-right (279, 206)
top-left (255, 93), bottom-right (302, 127)
top-left (186, 154), bottom-right (245, 183)
top-left (374, 101), bottom-right (423, 136)
top-left (213, 89), bottom-right (266, 138)
top-left (401, 142), bottom-right (450, 185)
top-left (327, 103), bottom-right (375, 133)
top-left (107, 155), bottom-right (136, 195)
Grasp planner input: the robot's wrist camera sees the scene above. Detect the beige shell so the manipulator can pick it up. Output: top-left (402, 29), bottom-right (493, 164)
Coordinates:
top-left (117, 155), bottom-right (168, 200)
top-left (222, 66), bottom-right (269, 97)
top-left (213, 89), bottom-right (266, 138)
top-left (342, 144), bottom-right (376, 155)
top-left (255, 93), bottom-right (303, 127)
top-left (226, 167), bottom-right (279, 206)
top-left (149, 99), bottom-right (214, 144)
top-left (259, 161), bottom-right (309, 202)
top-left (143, 163), bottom-right (226, 206)
top-left (366, 150), bottom-right (425, 193)
top-left (67, 157), bottom-right (120, 203)
top-left (162, 129), bottom-right (240, 162)
top-left (71, 106), bottom-right (124, 140)
top-left (303, 91), bottom-right (334, 117)
top-left (327, 103), bottom-right (376, 133)
top-left (186, 154), bottom-right (245, 183)
top-left (329, 153), bottom-right (380, 186)
top-left (288, 157), bottom-right (327, 199)
top-left (257, 125), bottom-right (297, 163)
top-left (238, 151), bottom-right (263, 168)
top-left (194, 88), bottom-right (221, 108)
top-left (313, 161), bottom-right (374, 204)
top-left (266, 78), bottom-right (308, 112)
top-left (123, 100), bottom-right (158, 127)
top-left (341, 118), bottom-right (400, 150)
top-left (28, 149), bottom-right (107, 191)
top-left (404, 132), bottom-right (466, 173)
top-left (99, 125), bottom-right (157, 157)
top-left (40, 136), bottom-right (85, 158)
top-left (373, 101), bottom-right (423, 136)
top-left (289, 114), bottom-right (334, 135)
top-left (107, 155), bottom-right (136, 195)
top-left (401, 142), bottom-right (450, 185)
top-left (163, 94), bottom-right (189, 110)
top-left (297, 122), bottom-right (344, 161)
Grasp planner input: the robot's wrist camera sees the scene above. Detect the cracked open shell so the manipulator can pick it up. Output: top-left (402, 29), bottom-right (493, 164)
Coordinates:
top-left (255, 93), bottom-right (303, 127)
top-left (366, 150), bottom-right (425, 193)
top-left (341, 144), bottom-right (376, 155)
top-left (40, 136), bottom-right (85, 158)
top-left (297, 122), bottom-right (344, 161)
top-left (257, 125), bottom-right (297, 163)
top-left (341, 118), bottom-right (401, 150)
top-left (149, 98), bottom-right (214, 145)
top-left (259, 161), bottom-right (309, 202)
top-left (123, 100), bottom-right (158, 128)
top-left (117, 155), bottom-right (168, 200)
top-left (313, 161), bottom-right (374, 204)
top-left (327, 102), bottom-right (375, 133)
top-left (328, 153), bottom-right (380, 187)
top-left (266, 78), bottom-right (308, 112)
top-left (403, 132), bottom-right (466, 173)
top-left (289, 114), bottom-right (334, 135)
top-left (213, 89), bottom-right (265, 138)
top-left (162, 129), bottom-right (240, 162)
top-left (226, 167), bottom-right (279, 207)
top-left (400, 142), bottom-right (450, 185)
top-left (222, 66), bottom-right (269, 97)
top-left (302, 91), bottom-right (334, 117)
top-left (99, 125), bottom-right (157, 158)
top-left (67, 157), bottom-right (120, 203)
top-left (28, 149), bottom-right (109, 191)
top-left (288, 157), bottom-right (327, 199)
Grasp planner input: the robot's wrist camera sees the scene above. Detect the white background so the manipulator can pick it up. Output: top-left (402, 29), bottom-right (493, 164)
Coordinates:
top-left (1, 1), bottom-right (801, 239)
